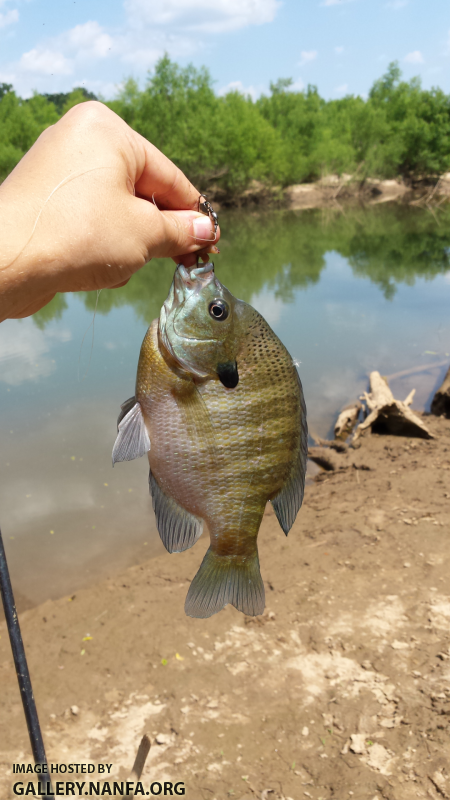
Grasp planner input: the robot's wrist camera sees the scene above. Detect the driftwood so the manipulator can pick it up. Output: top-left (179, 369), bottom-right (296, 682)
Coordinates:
top-left (308, 447), bottom-right (342, 472)
top-left (431, 366), bottom-right (450, 418)
top-left (313, 435), bottom-right (349, 453)
top-left (353, 371), bottom-right (435, 441)
top-left (334, 402), bottom-right (362, 438)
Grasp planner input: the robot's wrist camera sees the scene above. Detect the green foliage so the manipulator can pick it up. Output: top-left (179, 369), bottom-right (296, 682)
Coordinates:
top-left (0, 87), bottom-right (59, 181)
top-left (2, 57), bottom-right (450, 193)
top-left (41, 87), bottom-right (97, 114)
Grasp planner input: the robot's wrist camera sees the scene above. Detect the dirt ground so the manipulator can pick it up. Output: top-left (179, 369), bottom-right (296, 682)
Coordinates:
top-left (1, 412), bottom-right (450, 800)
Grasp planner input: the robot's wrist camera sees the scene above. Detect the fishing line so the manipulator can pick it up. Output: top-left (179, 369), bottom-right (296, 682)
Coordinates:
top-left (5, 166), bottom-right (111, 271)
top-left (78, 289), bottom-right (101, 382)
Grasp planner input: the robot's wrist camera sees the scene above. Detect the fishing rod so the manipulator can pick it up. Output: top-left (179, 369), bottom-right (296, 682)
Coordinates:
top-left (0, 528), bottom-right (53, 800)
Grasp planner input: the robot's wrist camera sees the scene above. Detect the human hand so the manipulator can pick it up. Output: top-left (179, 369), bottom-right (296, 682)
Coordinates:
top-left (0, 101), bottom-right (220, 321)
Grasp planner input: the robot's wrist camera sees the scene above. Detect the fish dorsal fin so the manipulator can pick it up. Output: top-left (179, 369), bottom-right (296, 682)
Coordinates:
top-left (149, 470), bottom-right (203, 553)
top-left (271, 373), bottom-right (308, 535)
top-left (112, 397), bottom-right (150, 465)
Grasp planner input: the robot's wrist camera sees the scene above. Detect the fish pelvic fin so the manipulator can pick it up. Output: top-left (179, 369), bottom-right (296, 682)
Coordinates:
top-left (185, 548), bottom-right (265, 619)
top-left (112, 397), bottom-right (150, 466)
top-left (272, 371), bottom-right (308, 535)
top-left (149, 470), bottom-right (203, 553)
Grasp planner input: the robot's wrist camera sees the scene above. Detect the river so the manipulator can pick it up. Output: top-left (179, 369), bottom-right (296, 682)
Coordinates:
top-left (1, 204), bottom-right (449, 607)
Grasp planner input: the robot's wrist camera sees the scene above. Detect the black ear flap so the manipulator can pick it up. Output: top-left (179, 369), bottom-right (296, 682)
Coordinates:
top-left (217, 361), bottom-right (239, 389)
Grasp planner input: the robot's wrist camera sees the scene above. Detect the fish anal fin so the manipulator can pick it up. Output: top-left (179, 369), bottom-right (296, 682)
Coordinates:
top-left (112, 398), bottom-right (150, 465)
top-left (149, 470), bottom-right (203, 553)
top-left (185, 548), bottom-right (265, 619)
top-left (272, 372), bottom-right (308, 535)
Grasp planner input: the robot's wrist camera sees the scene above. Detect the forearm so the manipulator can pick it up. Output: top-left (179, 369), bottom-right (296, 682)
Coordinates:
top-left (0, 172), bottom-right (61, 321)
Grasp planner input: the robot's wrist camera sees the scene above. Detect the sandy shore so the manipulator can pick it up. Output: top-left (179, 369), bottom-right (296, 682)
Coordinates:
top-left (1, 412), bottom-right (450, 800)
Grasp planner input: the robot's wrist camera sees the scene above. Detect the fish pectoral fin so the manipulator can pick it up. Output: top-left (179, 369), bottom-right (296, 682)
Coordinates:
top-left (272, 373), bottom-right (308, 535)
top-left (112, 398), bottom-right (150, 465)
top-left (149, 471), bottom-right (203, 553)
top-left (174, 383), bottom-right (216, 454)
top-left (185, 548), bottom-right (265, 619)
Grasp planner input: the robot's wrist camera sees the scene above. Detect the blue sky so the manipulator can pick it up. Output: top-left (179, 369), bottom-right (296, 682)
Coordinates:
top-left (0, 0), bottom-right (449, 100)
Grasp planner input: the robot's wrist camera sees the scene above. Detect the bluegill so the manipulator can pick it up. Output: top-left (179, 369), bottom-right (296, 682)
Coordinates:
top-left (113, 263), bottom-right (307, 618)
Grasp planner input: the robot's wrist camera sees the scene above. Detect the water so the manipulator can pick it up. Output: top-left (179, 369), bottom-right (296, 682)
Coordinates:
top-left (1, 204), bottom-right (449, 609)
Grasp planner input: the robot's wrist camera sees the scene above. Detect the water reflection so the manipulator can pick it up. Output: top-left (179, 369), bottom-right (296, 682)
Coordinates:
top-left (32, 205), bottom-right (450, 329)
top-left (2, 204), bottom-right (450, 610)
top-left (0, 318), bottom-right (71, 385)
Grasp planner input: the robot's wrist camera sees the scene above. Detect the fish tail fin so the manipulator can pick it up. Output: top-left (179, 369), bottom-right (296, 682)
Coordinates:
top-left (185, 547), bottom-right (265, 619)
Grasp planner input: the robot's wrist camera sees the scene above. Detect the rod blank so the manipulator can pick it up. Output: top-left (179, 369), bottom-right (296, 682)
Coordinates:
top-left (0, 528), bottom-right (53, 799)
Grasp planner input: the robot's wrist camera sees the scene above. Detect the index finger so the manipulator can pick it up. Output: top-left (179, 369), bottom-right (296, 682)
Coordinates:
top-left (133, 131), bottom-right (201, 212)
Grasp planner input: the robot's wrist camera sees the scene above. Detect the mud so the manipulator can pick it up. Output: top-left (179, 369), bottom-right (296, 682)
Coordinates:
top-left (1, 412), bottom-right (450, 800)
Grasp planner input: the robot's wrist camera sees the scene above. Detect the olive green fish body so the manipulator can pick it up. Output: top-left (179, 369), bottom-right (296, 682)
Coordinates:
top-left (113, 263), bottom-right (307, 618)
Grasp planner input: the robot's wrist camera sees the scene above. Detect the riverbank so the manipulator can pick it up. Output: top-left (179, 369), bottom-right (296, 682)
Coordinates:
top-left (1, 411), bottom-right (450, 800)
top-left (209, 173), bottom-right (450, 210)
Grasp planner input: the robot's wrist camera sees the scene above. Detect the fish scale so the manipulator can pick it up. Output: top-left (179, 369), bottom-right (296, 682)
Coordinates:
top-left (113, 262), bottom-right (307, 618)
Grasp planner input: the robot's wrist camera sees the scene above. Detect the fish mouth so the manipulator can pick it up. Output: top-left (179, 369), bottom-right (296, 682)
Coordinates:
top-left (163, 262), bottom-right (216, 320)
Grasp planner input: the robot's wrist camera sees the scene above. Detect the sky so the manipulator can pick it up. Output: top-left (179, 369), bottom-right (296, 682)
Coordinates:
top-left (0, 0), bottom-right (449, 101)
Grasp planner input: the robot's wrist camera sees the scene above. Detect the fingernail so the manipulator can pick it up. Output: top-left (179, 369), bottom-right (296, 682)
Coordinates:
top-left (193, 215), bottom-right (214, 242)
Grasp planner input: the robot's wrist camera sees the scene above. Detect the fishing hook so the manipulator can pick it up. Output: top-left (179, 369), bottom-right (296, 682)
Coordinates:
top-left (198, 193), bottom-right (219, 234)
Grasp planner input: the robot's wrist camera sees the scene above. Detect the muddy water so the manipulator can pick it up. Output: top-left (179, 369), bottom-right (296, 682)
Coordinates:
top-left (1, 205), bottom-right (449, 607)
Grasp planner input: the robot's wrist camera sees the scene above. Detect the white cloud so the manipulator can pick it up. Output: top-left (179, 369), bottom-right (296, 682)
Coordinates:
top-left (404, 50), bottom-right (424, 64)
top-left (19, 48), bottom-right (73, 76)
top-left (124, 0), bottom-right (281, 34)
top-left (334, 45), bottom-right (344, 54)
top-left (66, 21), bottom-right (114, 60)
top-left (299, 50), bottom-right (317, 66)
top-left (1, 0), bottom-right (282, 97)
top-left (121, 46), bottom-right (165, 68)
top-left (334, 83), bottom-right (348, 94)
top-left (4, 20), bottom-right (118, 92)
top-left (386, 0), bottom-right (408, 7)
top-left (0, 8), bottom-right (18, 29)
top-left (321, 0), bottom-right (355, 6)
top-left (218, 80), bottom-right (258, 100)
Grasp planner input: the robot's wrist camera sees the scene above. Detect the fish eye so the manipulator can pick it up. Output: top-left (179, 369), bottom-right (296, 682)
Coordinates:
top-left (209, 299), bottom-right (229, 321)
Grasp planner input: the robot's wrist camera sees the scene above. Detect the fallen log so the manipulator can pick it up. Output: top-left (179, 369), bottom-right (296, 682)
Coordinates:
top-left (431, 366), bottom-right (450, 418)
top-left (353, 371), bottom-right (435, 441)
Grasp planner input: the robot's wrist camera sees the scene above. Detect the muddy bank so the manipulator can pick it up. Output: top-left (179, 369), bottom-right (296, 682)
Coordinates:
top-left (210, 173), bottom-right (450, 210)
top-left (1, 412), bottom-right (450, 799)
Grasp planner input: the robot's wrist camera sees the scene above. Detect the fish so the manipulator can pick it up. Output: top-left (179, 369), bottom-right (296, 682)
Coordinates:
top-left (112, 262), bottom-right (307, 619)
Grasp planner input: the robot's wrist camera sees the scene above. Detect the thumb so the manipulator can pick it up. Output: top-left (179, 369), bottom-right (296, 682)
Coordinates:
top-left (133, 200), bottom-right (220, 260)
